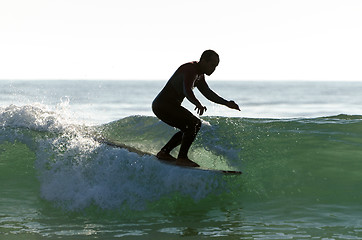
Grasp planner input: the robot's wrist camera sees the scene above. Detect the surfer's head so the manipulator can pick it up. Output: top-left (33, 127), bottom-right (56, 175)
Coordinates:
top-left (199, 50), bottom-right (219, 76)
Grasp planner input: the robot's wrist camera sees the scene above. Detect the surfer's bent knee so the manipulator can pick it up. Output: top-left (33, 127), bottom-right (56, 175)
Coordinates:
top-left (185, 117), bottom-right (201, 135)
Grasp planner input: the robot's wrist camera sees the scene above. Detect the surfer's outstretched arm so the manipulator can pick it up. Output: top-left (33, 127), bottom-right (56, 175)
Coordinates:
top-left (197, 78), bottom-right (240, 111)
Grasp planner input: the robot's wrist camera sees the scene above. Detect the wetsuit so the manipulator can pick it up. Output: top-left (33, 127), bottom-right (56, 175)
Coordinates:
top-left (152, 61), bottom-right (229, 158)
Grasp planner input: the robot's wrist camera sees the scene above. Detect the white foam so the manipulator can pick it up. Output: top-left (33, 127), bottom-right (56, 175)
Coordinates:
top-left (0, 103), bottom-right (79, 132)
top-left (36, 139), bottom-right (226, 211)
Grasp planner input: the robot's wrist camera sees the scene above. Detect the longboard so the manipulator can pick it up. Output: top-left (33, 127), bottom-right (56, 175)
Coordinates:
top-left (95, 138), bottom-right (242, 175)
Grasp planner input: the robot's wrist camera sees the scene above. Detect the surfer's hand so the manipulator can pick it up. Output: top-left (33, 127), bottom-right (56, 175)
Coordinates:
top-left (226, 101), bottom-right (240, 111)
top-left (195, 105), bottom-right (207, 116)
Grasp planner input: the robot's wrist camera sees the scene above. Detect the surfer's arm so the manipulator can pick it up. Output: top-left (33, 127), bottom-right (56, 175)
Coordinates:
top-left (182, 69), bottom-right (207, 115)
top-left (182, 69), bottom-right (202, 108)
top-left (197, 78), bottom-right (228, 105)
top-left (197, 78), bottom-right (241, 111)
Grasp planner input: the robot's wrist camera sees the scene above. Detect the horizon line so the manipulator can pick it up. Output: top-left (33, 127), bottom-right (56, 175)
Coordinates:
top-left (1, 79), bottom-right (362, 82)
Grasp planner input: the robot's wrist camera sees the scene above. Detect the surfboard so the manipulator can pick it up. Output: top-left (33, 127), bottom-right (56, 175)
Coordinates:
top-left (95, 138), bottom-right (242, 175)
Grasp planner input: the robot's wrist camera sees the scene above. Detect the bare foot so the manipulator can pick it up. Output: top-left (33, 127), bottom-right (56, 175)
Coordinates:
top-left (156, 151), bottom-right (176, 162)
top-left (175, 157), bottom-right (200, 167)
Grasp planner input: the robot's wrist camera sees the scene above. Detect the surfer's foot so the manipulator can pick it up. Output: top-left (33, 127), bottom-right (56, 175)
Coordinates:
top-left (156, 151), bottom-right (176, 162)
top-left (175, 157), bottom-right (200, 167)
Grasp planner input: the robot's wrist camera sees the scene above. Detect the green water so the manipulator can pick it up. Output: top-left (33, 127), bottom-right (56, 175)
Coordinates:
top-left (1, 106), bottom-right (362, 238)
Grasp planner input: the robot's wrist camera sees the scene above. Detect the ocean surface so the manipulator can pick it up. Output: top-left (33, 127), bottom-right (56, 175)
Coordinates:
top-left (1, 80), bottom-right (362, 239)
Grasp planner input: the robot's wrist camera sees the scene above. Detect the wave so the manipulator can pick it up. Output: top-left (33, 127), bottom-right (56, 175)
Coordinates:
top-left (1, 104), bottom-right (362, 213)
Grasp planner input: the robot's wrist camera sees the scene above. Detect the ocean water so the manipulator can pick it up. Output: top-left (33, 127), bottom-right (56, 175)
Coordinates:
top-left (1, 80), bottom-right (362, 239)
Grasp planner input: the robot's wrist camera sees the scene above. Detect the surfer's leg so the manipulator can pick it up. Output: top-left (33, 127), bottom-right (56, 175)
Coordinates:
top-left (161, 131), bottom-right (183, 153)
top-left (152, 103), bottom-right (200, 166)
top-left (178, 117), bottom-right (201, 159)
top-left (156, 131), bottom-right (182, 161)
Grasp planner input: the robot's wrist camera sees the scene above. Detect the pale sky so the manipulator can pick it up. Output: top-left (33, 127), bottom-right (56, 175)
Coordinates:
top-left (1, 0), bottom-right (361, 81)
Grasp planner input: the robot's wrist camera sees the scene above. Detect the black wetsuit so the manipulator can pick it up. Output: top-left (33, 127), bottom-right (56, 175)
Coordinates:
top-left (152, 61), bottom-right (228, 158)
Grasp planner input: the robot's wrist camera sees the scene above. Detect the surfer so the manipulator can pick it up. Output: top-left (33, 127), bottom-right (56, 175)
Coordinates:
top-left (152, 50), bottom-right (240, 167)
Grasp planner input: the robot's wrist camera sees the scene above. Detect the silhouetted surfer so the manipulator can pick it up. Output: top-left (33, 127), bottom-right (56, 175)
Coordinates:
top-left (152, 50), bottom-right (240, 167)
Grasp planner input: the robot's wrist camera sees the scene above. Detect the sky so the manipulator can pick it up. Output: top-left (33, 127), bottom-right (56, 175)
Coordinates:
top-left (1, 0), bottom-right (361, 81)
